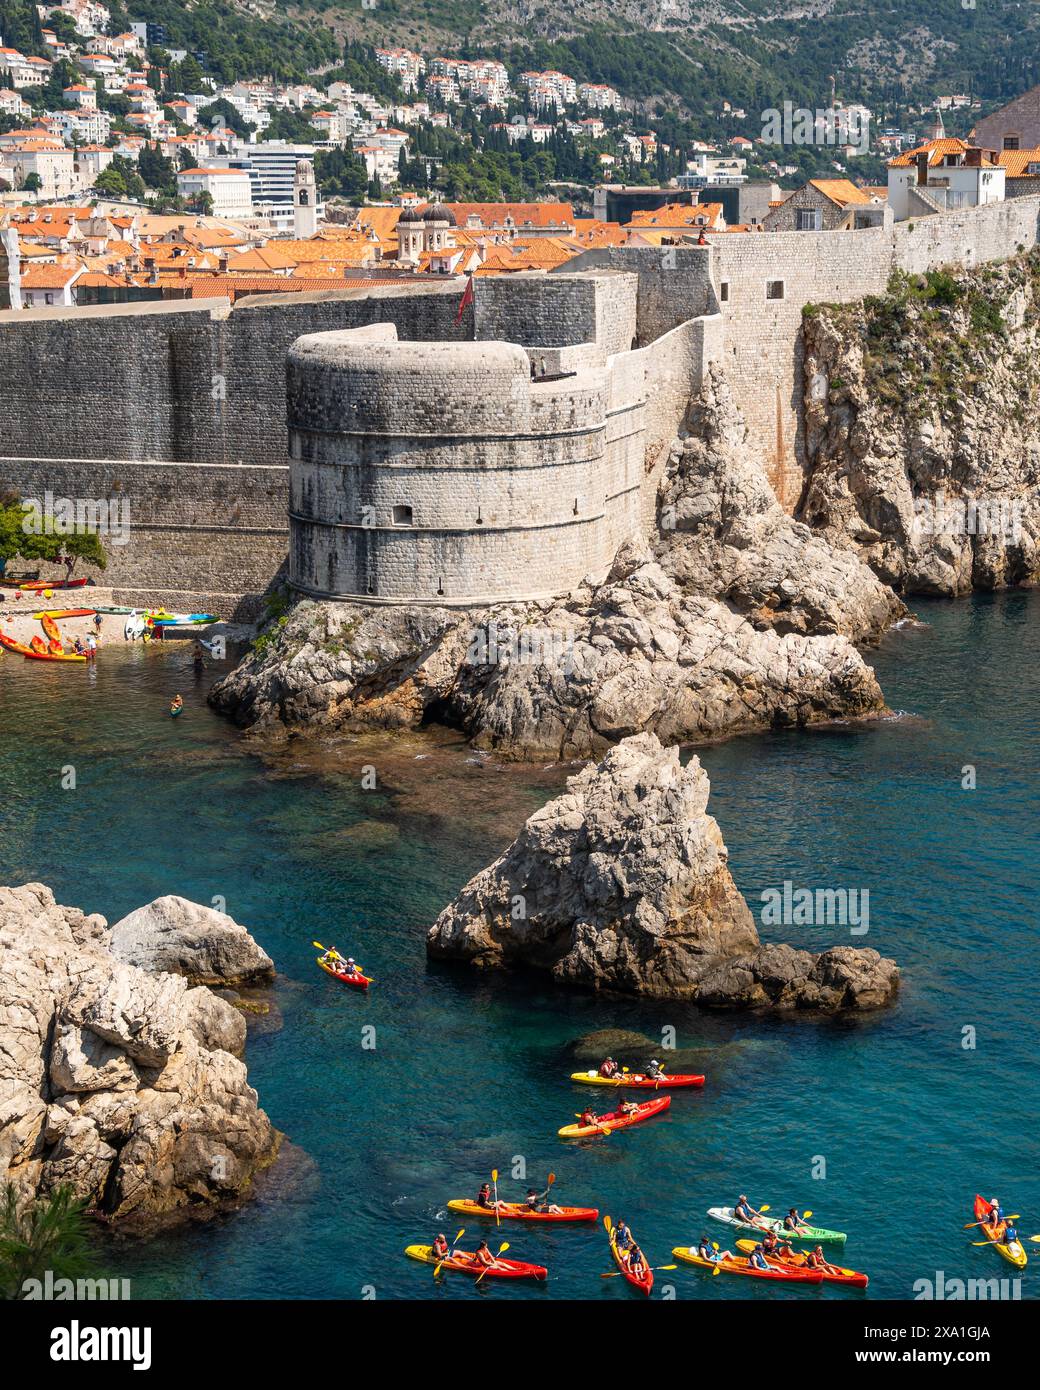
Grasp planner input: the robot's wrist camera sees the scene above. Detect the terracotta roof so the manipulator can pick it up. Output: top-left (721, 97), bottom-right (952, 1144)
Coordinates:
top-left (224, 245), bottom-right (300, 272)
top-left (439, 201), bottom-right (575, 229)
top-left (997, 148), bottom-right (1040, 177)
top-left (889, 137), bottom-right (999, 168)
top-left (808, 178), bottom-right (874, 206)
top-left (21, 264), bottom-right (81, 289)
top-left (625, 202), bottom-right (723, 229)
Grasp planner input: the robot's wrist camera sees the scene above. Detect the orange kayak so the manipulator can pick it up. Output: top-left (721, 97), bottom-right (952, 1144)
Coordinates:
top-left (40, 614), bottom-right (61, 643)
top-left (0, 631), bottom-right (35, 656)
top-left (609, 1226), bottom-right (653, 1296)
top-left (558, 1095), bottom-right (671, 1138)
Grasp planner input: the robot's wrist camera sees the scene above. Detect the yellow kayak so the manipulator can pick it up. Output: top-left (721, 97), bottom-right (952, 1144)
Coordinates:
top-left (974, 1195), bottom-right (1027, 1269)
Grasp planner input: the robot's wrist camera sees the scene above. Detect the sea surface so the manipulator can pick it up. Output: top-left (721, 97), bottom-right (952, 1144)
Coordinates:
top-left (0, 593), bottom-right (1036, 1301)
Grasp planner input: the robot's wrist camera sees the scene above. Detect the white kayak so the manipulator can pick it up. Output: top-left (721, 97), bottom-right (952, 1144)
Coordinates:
top-left (707, 1206), bottom-right (846, 1245)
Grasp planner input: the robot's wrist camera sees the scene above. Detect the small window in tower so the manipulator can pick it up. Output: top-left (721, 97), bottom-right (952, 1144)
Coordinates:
top-left (299, 189), bottom-right (309, 205)
top-left (719, 280), bottom-right (730, 303)
top-left (392, 504), bottom-right (413, 526)
top-left (766, 280), bottom-right (785, 301)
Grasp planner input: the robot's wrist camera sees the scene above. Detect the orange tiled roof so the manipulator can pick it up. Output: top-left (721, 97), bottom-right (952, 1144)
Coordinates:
top-left (888, 137), bottom-right (999, 168)
top-left (20, 264), bottom-right (81, 289)
top-left (807, 178), bottom-right (874, 206)
top-left (996, 147), bottom-right (1040, 177)
top-left (625, 202), bottom-right (723, 229)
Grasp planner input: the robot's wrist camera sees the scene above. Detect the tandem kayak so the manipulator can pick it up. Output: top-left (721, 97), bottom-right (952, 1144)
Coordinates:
top-left (735, 1239), bottom-right (868, 1288)
top-left (558, 1095), bottom-right (670, 1139)
top-left (405, 1245), bottom-right (547, 1281)
top-left (317, 957), bottom-right (372, 990)
top-left (673, 1247), bottom-right (824, 1284)
top-left (973, 1194), bottom-right (1027, 1269)
top-left (447, 1199), bottom-right (599, 1223)
top-left (707, 1207), bottom-right (846, 1245)
top-left (570, 1069), bottom-right (705, 1089)
top-left (609, 1225), bottom-right (653, 1296)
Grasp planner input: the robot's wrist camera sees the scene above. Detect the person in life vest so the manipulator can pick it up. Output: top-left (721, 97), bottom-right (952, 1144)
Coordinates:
top-left (472, 1238), bottom-right (497, 1268)
top-left (782, 1207), bottom-right (810, 1235)
top-left (614, 1219), bottom-right (632, 1251)
top-left (578, 1108), bottom-right (598, 1129)
top-left (476, 1183), bottom-right (499, 1210)
top-left (617, 1098), bottom-right (639, 1117)
top-left (803, 1244), bottom-right (832, 1272)
top-left (645, 1058), bottom-right (665, 1080)
top-left (698, 1235), bottom-right (732, 1263)
top-left (598, 1057), bottom-right (619, 1078)
top-left (524, 1186), bottom-right (562, 1215)
top-left (320, 947), bottom-right (344, 970)
top-left (987, 1197), bottom-right (1004, 1225)
top-left (431, 1233), bottom-right (450, 1261)
top-left (1002, 1217), bottom-right (1020, 1245)
top-left (760, 1230), bottom-right (780, 1257)
top-left (626, 1245), bottom-right (647, 1280)
top-left (342, 956), bottom-right (364, 978)
top-left (734, 1195), bottom-right (767, 1228)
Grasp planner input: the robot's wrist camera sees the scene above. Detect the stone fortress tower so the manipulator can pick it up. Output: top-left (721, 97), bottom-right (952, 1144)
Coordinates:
top-left (293, 160), bottom-right (318, 239)
top-left (286, 319), bottom-right (648, 606)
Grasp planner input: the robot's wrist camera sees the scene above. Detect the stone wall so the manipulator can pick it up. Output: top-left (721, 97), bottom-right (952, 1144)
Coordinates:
top-left (0, 454), bottom-right (288, 619)
top-left (554, 245), bottom-right (715, 345)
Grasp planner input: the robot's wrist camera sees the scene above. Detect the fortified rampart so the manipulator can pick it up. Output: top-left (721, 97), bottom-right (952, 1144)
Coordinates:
top-left (1, 194), bottom-right (1038, 611)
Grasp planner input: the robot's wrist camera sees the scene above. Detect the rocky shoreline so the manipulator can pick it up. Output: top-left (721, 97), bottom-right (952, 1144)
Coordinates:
top-left (0, 884), bottom-right (280, 1233)
top-left (428, 733), bottom-right (899, 1010)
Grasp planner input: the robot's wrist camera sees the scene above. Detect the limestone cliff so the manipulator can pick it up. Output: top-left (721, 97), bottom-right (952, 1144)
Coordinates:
top-left (427, 733), bottom-right (899, 1009)
top-left (210, 544), bottom-right (885, 760)
top-left (0, 884), bottom-right (279, 1232)
top-left (801, 259), bottom-right (1040, 595)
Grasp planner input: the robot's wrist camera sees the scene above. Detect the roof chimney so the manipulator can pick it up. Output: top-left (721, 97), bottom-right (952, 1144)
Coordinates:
top-left (916, 149), bottom-right (930, 185)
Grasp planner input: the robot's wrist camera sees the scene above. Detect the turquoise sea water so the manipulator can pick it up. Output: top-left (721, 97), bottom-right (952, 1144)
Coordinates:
top-left (0, 594), bottom-right (1036, 1301)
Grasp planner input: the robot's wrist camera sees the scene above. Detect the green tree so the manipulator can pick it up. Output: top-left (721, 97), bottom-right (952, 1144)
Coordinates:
top-left (0, 492), bottom-right (109, 577)
top-left (0, 1184), bottom-right (93, 1301)
top-left (20, 172), bottom-right (41, 193)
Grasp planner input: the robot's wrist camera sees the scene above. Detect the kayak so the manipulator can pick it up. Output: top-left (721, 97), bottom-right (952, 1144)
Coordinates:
top-left (149, 613), bottom-right (218, 626)
top-left (33, 609), bottom-right (96, 619)
top-left (708, 1206), bottom-right (846, 1245)
top-left (447, 1199), bottom-right (599, 1223)
top-left (735, 1239), bottom-right (868, 1288)
top-left (610, 1227), bottom-right (653, 1296)
top-left (22, 649), bottom-right (86, 662)
top-left (571, 1069), bottom-right (705, 1089)
top-left (0, 631), bottom-right (35, 656)
top-left (558, 1095), bottom-right (670, 1139)
top-left (40, 614), bottom-right (61, 642)
top-left (973, 1194), bottom-right (1027, 1269)
top-left (317, 956), bottom-right (373, 990)
top-left (405, 1244), bottom-right (547, 1281)
top-left (19, 577), bottom-right (88, 590)
top-left (673, 1247), bottom-right (824, 1284)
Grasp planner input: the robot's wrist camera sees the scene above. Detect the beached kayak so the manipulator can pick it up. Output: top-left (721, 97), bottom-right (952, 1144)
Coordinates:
top-left (673, 1247), bottom-right (824, 1284)
top-left (447, 1199), bottom-right (599, 1223)
top-left (40, 614), bottom-right (61, 643)
top-left (33, 609), bottom-right (96, 619)
top-left (973, 1194), bottom-right (1027, 1269)
top-left (0, 631), bottom-right (35, 656)
top-left (570, 1069), bottom-right (705, 1089)
top-left (609, 1226), bottom-right (653, 1296)
top-left (22, 649), bottom-right (86, 663)
top-left (735, 1239), bottom-right (868, 1288)
top-left (405, 1244), bottom-right (547, 1280)
top-left (708, 1206), bottom-right (846, 1245)
top-left (317, 957), bottom-right (372, 990)
top-left (19, 577), bottom-right (88, 591)
top-left (558, 1095), bottom-right (670, 1139)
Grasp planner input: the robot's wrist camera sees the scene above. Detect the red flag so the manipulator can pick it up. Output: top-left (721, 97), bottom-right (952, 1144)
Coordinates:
top-left (455, 274), bottom-right (474, 324)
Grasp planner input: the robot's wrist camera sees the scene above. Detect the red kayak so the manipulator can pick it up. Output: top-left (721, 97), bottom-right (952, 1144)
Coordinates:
top-left (609, 1225), bottom-right (653, 1296)
top-left (317, 957), bottom-right (372, 990)
top-left (19, 577), bottom-right (89, 591)
top-left (734, 1239), bottom-right (868, 1287)
top-left (559, 1095), bottom-right (671, 1138)
top-left (571, 1069), bottom-right (705, 1089)
top-left (405, 1244), bottom-right (547, 1280)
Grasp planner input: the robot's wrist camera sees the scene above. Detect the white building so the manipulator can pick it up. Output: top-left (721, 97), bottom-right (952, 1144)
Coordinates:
top-left (177, 166), bottom-right (253, 218)
top-left (888, 138), bottom-right (1006, 218)
top-left (375, 47), bottom-right (425, 93)
top-left (578, 82), bottom-right (620, 110)
top-left (520, 70), bottom-right (577, 110)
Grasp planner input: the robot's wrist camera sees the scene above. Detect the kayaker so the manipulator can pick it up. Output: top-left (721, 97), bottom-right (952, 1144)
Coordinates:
top-left (614, 1219), bottom-right (633, 1251)
top-left (473, 1239), bottom-right (497, 1268)
top-left (477, 1183), bottom-right (498, 1211)
top-left (432, 1233), bottom-right (450, 1260)
top-left (803, 1245), bottom-right (832, 1272)
top-left (524, 1186), bottom-right (562, 1215)
top-left (1003, 1218), bottom-right (1019, 1243)
top-left (645, 1058), bottom-right (665, 1079)
top-left (170, 694), bottom-right (184, 714)
top-left (320, 948), bottom-right (345, 970)
top-left (598, 1057), bottom-right (619, 1078)
top-left (344, 956), bottom-right (363, 977)
top-left (73, 637), bottom-right (85, 655)
top-left (734, 1195), bottom-right (765, 1227)
top-left (698, 1236), bottom-right (732, 1263)
top-left (617, 1098), bottom-right (639, 1116)
top-left (627, 1245), bottom-right (647, 1279)
top-left (748, 1245), bottom-right (770, 1270)
top-left (782, 1207), bottom-right (809, 1235)
top-left (761, 1230), bottom-right (780, 1256)
top-left (579, 1108), bottom-right (598, 1129)
top-left (987, 1196), bottom-right (1003, 1224)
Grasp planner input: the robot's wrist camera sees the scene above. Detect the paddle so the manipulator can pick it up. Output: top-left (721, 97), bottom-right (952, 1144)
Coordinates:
top-left (474, 1241), bottom-right (510, 1285)
top-left (492, 1168), bottom-right (500, 1228)
top-left (601, 1265), bottom-right (677, 1277)
top-left (1029, 1235), bottom-right (1040, 1244)
top-left (574, 1112), bottom-right (612, 1136)
top-left (434, 1228), bottom-right (465, 1277)
top-left (964, 1214), bottom-right (1019, 1229)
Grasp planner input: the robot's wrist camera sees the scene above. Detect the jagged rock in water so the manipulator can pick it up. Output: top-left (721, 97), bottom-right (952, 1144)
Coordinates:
top-left (211, 547), bottom-right (886, 761)
top-left (801, 261), bottom-right (1040, 595)
top-left (0, 883), bottom-right (279, 1230)
top-left (108, 895), bottom-right (275, 988)
top-left (427, 734), bottom-right (899, 1009)
top-left (655, 364), bottom-right (907, 642)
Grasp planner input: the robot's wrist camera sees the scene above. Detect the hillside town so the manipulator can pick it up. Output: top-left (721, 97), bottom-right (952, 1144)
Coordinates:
top-left (1, 1), bottom-right (1039, 307)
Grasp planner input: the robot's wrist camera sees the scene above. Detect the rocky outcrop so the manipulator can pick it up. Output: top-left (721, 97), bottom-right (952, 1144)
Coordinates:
top-left (656, 364), bottom-right (907, 642)
top-left (109, 896), bottom-right (276, 988)
top-left (428, 734), bottom-right (899, 1009)
top-left (802, 260), bottom-right (1040, 595)
top-left (210, 546), bottom-right (885, 761)
top-left (0, 883), bottom-right (279, 1231)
